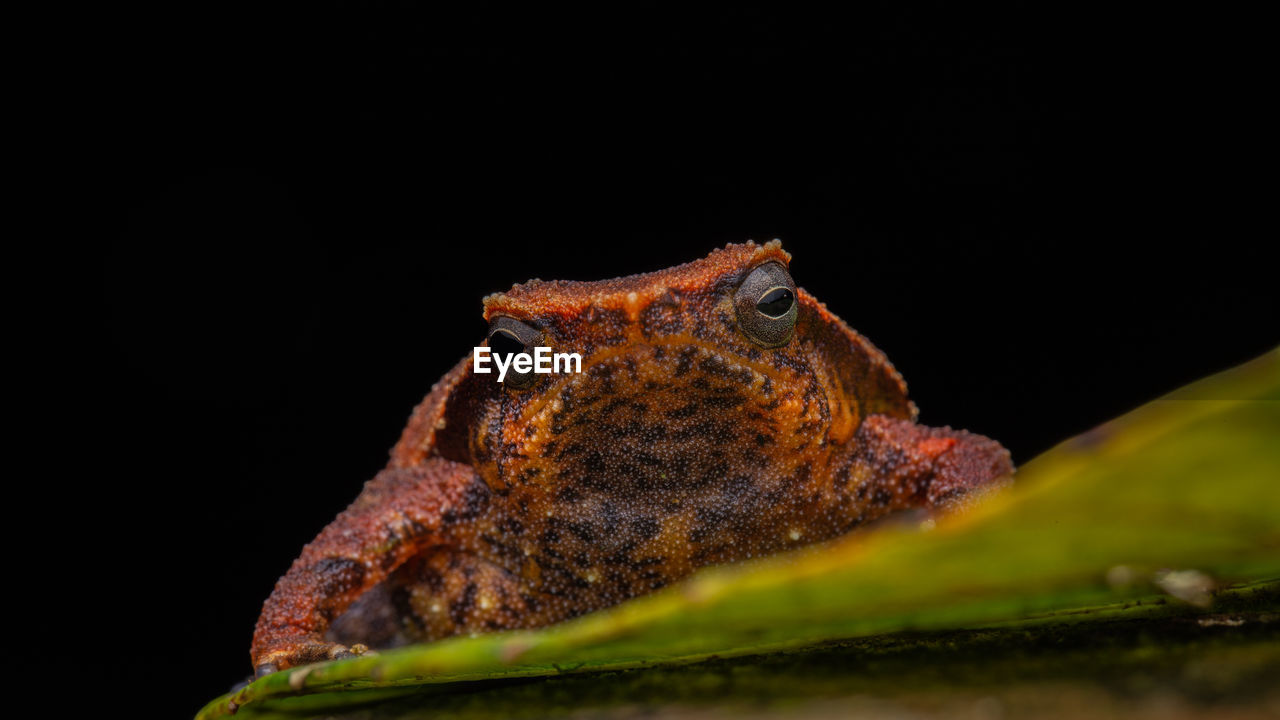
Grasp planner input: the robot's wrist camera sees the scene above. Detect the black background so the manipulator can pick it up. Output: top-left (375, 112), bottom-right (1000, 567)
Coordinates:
top-left (89, 4), bottom-right (1274, 716)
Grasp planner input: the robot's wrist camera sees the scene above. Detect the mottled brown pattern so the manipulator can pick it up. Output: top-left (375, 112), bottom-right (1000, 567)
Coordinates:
top-left (251, 241), bottom-right (1014, 675)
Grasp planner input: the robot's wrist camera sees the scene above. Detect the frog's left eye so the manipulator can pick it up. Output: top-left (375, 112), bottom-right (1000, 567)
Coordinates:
top-left (486, 317), bottom-right (544, 390)
top-left (734, 262), bottom-right (798, 348)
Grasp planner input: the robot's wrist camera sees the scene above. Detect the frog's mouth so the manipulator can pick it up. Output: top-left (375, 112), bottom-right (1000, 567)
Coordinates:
top-left (488, 336), bottom-right (792, 501)
top-left (498, 331), bottom-right (884, 488)
top-left (518, 333), bottom-right (794, 428)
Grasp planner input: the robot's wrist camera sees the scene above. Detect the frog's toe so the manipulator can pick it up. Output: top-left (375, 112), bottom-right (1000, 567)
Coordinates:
top-left (325, 642), bottom-right (378, 661)
top-left (310, 641), bottom-right (357, 662)
top-left (254, 640), bottom-right (358, 676)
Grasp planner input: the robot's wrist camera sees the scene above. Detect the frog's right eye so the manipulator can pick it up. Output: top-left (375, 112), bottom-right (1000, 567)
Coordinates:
top-left (485, 317), bottom-right (543, 390)
top-left (734, 262), bottom-right (798, 348)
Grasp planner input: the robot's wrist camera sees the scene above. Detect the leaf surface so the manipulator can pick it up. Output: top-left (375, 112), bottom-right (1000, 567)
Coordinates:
top-left (198, 349), bottom-right (1280, 719)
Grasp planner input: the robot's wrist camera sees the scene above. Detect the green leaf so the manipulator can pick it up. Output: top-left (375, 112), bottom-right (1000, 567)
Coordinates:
top-left (198, 349), bottom-right (1280, 719)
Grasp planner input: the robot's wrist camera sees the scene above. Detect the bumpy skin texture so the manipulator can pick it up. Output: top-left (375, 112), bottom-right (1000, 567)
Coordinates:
top-left (251, 241), bottom-right (1014, 675)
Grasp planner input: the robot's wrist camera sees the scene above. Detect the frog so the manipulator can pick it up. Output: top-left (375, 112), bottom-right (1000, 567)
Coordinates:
top-left (250, 240), bottom-right (1014, 676)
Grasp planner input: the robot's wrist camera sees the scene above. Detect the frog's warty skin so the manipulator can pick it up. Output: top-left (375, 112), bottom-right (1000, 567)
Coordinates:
top-left (250, 241), bottom-right (1014, 672)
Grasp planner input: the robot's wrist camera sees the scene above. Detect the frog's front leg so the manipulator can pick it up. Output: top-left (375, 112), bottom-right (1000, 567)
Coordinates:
top-left (250, 459), bottom-right (485, 676)
top-left (854, 414), bottom-right (1014, 511)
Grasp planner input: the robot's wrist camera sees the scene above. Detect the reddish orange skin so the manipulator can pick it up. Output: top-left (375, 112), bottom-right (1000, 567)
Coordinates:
top-left (250, 241), bottom-right (1013, 675)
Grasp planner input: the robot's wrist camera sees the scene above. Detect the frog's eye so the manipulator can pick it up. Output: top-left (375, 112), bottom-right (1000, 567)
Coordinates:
top-left (734, 262), bottom-right (798, 348)
top-left (485, 317), bottom-right (543, 390)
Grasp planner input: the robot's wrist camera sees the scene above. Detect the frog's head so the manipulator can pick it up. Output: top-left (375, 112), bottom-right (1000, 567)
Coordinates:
top-left (405, 241), bottom-right (916, 504)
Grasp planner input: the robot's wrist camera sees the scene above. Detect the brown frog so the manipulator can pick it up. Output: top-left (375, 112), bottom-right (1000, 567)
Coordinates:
top-left (251, 240), bottom-right (1013, 675)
